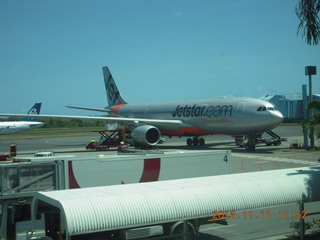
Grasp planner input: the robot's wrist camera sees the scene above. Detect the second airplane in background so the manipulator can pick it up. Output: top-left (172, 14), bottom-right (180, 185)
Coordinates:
top-left (0, 103), bottom-right (44, 134)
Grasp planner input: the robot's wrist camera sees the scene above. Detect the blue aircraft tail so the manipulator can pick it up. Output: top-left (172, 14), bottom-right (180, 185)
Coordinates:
top-left (27, 103), bottom-right (42, 114)
top-left (22, 103), bottom-right (42, 121)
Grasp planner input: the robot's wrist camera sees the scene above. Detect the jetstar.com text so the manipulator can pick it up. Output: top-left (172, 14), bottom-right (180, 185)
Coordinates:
top-left (172, 104), bottom-right (233, 118)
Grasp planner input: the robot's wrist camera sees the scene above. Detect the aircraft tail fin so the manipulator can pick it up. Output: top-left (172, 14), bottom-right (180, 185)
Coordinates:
top-left (27, 103), bottom-right (42, 114)
top-left (21, 103), bottom-right (42, 121)
top-left (103, 66), bottom-right (128, 107)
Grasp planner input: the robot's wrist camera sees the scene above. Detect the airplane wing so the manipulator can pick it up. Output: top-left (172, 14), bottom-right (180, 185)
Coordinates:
top-left (0, 114), bottom-right (183, 127)
top-left (65, 106), bottom-right (111, 113)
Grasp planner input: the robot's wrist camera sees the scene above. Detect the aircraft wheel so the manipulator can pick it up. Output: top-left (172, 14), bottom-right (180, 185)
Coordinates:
top-left (187, 138), bottom-right (193, 146)
top-left (245, 142), bottom-right (255, 151)
top-left (192, 138), bottom-right (199, 146)
top-left (199, 138), bottom-right (205, 145)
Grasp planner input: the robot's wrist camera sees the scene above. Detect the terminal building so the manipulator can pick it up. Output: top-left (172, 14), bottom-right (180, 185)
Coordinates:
top-left (262, 85), bottom-right (320, 122)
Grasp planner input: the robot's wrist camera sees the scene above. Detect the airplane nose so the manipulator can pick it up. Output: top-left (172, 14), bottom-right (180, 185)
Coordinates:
top-left (30, 122), bottom-right (45, 128)
top-left (270, 110), bottom-right (284, 127)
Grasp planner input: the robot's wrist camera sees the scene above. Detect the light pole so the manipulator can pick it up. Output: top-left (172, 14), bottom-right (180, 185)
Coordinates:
top-left (305, 66), bottom-right (317, 149)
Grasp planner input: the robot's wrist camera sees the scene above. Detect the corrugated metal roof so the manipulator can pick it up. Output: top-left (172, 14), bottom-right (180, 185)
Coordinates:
top-left (34, 166), bottom-right (320, 236)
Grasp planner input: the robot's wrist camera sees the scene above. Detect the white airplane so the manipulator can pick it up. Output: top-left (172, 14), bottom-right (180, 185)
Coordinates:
top-left (0, 103), bottom-right (44, 134)
top-left (1, 67), bottom-right (284, 150)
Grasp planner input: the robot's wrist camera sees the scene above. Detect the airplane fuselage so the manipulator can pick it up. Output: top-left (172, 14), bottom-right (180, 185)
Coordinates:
top-left (111, 97), bottom-right (283, 137)
top-left (0, 121), bottom-right (44, 135)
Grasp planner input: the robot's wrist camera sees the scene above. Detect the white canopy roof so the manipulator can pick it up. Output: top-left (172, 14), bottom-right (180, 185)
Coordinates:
top-left (34, 166), bottom-right (320, 236)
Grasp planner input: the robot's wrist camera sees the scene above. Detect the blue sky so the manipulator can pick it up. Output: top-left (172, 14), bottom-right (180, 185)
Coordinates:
top-left (0, 0), bottom-right (319, 115)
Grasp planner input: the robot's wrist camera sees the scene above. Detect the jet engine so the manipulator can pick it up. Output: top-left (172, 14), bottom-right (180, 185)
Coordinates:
top-left (131, 125), bottom-right (161, 146)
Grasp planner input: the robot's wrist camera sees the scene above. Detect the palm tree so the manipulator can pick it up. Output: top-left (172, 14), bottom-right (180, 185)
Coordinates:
top-left (296, 0), bottom-right (320, 45)
top-left (302, 100), bottom-right (320, 141)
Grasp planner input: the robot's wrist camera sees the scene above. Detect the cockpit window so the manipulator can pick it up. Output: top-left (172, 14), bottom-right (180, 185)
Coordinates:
top-left (258, 106), bottom-right (279, 112)
top-left (257, 107), bottom-right (267, 111)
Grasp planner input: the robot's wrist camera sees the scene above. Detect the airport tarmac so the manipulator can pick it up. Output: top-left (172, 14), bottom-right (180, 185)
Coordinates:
top-left (1, 124), bottom-right (319, 174)
top-left (0, 124), bottom-right (319, 239)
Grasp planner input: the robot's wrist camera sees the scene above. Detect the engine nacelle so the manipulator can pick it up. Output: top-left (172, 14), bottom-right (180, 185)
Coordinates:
top-left (131, 125), bottom-right (161, 146)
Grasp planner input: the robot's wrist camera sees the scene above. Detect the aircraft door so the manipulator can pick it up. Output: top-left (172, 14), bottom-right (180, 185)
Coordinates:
top-left (236, 102), bottom-right (247, 118)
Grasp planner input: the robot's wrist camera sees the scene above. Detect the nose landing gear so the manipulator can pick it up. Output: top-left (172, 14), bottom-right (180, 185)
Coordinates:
top-left (242, 131), bottom-right (282, 151)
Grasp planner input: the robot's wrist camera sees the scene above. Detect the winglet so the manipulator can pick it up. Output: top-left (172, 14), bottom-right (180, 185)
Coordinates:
top-left (103, 66), bottom-right (128, 107)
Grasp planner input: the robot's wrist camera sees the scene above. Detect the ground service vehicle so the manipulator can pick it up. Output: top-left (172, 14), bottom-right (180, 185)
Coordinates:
top-left (34, 151), bottom-right (55, 157)
top-left (0, 150), bottom-right (231, 240)
top-left (85, 141), bottom-right (110, 150)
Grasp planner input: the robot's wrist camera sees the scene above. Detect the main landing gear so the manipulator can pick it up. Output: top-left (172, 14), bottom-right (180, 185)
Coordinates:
top-left (186, 137), bottom-right (205, 146)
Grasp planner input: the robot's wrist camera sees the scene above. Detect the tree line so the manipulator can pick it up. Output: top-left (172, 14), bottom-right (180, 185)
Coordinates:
top-left (43, 118), bottom-right (105, 128)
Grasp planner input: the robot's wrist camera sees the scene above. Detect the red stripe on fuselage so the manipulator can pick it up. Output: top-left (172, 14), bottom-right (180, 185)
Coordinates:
top-left (139, 158), bottom-right (161, 182)
top-left (111, 104), bottom-right (125, 116)
top-left (161, 126), bottom-right (212, 136)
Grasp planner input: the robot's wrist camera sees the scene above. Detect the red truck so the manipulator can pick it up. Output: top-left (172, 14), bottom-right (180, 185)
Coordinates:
top-left (86, 141), bottom-right (110, 151)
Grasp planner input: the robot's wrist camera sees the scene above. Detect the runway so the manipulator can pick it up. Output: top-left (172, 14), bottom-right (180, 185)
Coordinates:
top-left (1, 124), bottom-right (319, 239)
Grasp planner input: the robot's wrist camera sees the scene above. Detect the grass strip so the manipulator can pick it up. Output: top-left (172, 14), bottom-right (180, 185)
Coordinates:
top-left (0, 127), bottom-right (103, 140)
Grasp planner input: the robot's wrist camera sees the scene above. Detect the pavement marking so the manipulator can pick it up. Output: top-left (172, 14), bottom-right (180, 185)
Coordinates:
top-left (232, 153), bottom-right (320, 166)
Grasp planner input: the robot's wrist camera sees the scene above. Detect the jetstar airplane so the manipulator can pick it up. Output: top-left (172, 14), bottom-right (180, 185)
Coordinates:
top-left (0, 67), bottom-right (284, 150)
top-left (0, 103), bottom-right (44, 134)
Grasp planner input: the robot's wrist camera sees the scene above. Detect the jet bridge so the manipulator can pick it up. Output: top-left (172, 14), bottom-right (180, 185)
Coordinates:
top-left (0, 161), bottom-right (64, 197)
top-left (0, 150), bottom-right (231, 240)
top-left (33, 166), bottom-right (320, 240)
top-left (0, 160), bottom-right (65, 240)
